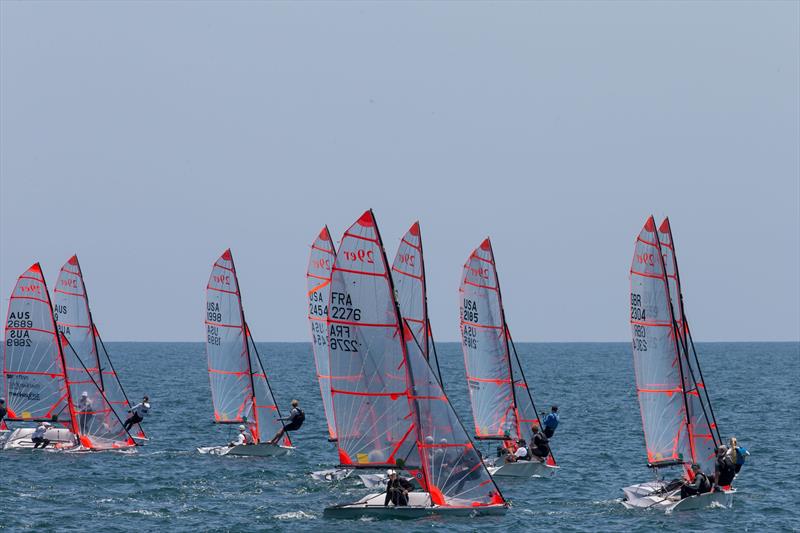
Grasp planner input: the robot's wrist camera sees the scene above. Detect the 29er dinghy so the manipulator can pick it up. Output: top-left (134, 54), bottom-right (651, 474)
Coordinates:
top-left (323, 210), bottom-right (507, 519)
top-left (201, 250), bottom-right (293, 457)
top-left (3, 263), bottom-right (136, 451)
top-left (54, 255), bottom-right (147, 442)
top-left (459, 238), bottom-right (557, 478)
top-left (623, 217), bottom-right (733, 512)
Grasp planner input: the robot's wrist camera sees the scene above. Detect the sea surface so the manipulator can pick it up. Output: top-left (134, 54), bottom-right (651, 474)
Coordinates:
top-left (1, 342), bottom-right (797, 532)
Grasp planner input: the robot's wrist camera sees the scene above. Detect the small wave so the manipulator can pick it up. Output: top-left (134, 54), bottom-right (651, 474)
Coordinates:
top-left (272, 511), bottom-right (316, 520)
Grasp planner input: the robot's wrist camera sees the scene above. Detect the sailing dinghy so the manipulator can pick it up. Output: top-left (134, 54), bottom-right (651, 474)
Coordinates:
top-left (623, 216), bottom-right (732, 512)
top-left (200, 249), bottom-right (293, 457)
top-left (54, 255), bottom-right (147, 442)
top-left (323, 210), bottom-right (507, 518)
top-left (3, 263), bottom-right (136, 451)
top-left (459, 238), bottom-right (557, 478)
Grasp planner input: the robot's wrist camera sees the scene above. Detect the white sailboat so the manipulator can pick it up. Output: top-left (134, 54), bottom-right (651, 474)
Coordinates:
top-left (622, 216), bottom-right (733, 512)
top-left (459, 238), bottom-right (557, 477)
top-left (200, 250), bottom-right (293, 457)
top-left (323, 210), bottom-right (507, 518)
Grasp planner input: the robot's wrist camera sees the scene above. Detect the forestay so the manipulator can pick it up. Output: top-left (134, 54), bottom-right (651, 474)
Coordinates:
top-left (630, 216), bottom-right (692, 467)
top-left (3, 264), bottom-right (71, 425)
top-left (307, 226), bottom-right (338, 441)
top-left (657, 218), bottom-right (719, 473)
top-left (205, 249), bottom-right (287, 445)
top-left (54, 255), bottom-right (145, 440)
top-left (391, 222), bottom-right (441, 385)
top-left (328, 210), bottom-right (419, 468)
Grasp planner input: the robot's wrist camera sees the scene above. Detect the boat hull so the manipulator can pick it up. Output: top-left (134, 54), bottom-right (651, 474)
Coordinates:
top-left (197, 443), bottom-right (293, 457)
top-left (3, 427), bottom-right (78, 451)
top-left (488, 459), bottom-right (558, 478)
top-left (310, 468), bottom-right (353, 482)
top-left (622, 481), bottom-right (734, 512)
top-left (324, 492), bottom-right (508, 519)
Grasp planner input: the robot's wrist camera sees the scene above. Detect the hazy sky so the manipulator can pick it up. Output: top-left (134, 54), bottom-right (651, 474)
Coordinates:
top-left (1, 1), bottom-right (798, 342)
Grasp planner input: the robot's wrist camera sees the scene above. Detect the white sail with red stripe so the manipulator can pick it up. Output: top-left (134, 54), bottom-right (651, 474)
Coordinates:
top-left (655, 217), bottom-right (720, 473)
top-left (328, 210), bottom-right (506, 510)
top-left (3, 264), bottom-right (72, 425)
top-left (307, 226), bottom-right (338, 441)
top-left (54, 255), bottom-right (145, 440)
top-left (391, 222), bottom-right (442, 385)
top-left (459, 238), bottom-right (555, 464)
top-left (205, 249), bottom-right (289, 445)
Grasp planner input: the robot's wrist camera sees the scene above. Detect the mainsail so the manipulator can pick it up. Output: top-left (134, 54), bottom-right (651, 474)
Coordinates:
top-left (391, 221), bottom-right (442, 385)
top-left (330, 210), bottom-right (506, 508)
top-left (205, 249), bottom-right (289, 445)
top-left (307, 226), bottom-right (338, 441)
top-left (629, 216), bottom-right (719, 473)
top-left (3, 263), bottom-right (134, 450)
top-left (54, 255), bottom-right (145, 439)
top-left (459, 238), bottom-right (553, 462)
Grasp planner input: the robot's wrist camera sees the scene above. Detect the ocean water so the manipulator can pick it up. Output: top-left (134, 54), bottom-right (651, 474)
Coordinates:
top-left (0, 341), bottom-right (797, 532)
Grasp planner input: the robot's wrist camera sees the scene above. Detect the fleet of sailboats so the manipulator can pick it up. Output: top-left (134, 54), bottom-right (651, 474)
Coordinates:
top-left (0, 213), bottom-right (742, 517)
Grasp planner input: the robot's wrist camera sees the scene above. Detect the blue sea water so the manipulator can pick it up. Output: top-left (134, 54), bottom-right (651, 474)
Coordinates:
top-left (0, 341), bottom-right (797, 532)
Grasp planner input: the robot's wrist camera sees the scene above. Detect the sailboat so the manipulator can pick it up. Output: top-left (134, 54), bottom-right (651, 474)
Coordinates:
top-left (53, 255), bottom-right (146, 442)
top-left (324, 210), bottom-right (507, 518)
top-left (351, 220), bottom-right (446, 489)
top-left (200, 249), bottom-right (293, 457)
top-left (3, 263), bottom-right (136, 451)
top-left (622, 216), bottom-right (732, 511)
top-left (459, 238), bottom-right (557, 477)
top-left (306, 227), bottom-right (352, 480)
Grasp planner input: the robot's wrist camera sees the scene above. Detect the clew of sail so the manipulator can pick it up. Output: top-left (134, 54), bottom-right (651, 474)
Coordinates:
top-left (328, 210), bottom-right (419, 468)
top-left (54, 255), bottom-right (145, 440)
top-left (391, 222), bottom-right (442, 385)
top-left (657, 218), bottom-right (719, 473)
top-left (630, 216), bottom-right (693, 468)
top-left (307, 226), bottom-right (338, 441)
top-left (459, 239), bottom-right (518, 440)
top-left (3, 264), bottom-right (71, 425)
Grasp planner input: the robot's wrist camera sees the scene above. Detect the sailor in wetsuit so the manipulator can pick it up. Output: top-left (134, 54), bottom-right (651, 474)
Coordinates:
top-left (713, 445), bottom-right (736, 489)
top-left (123, 396), bottom-right (150, 432)
top-left (268, 399), bottom-right (304, 445)
top-left (0, 398), bottom-right (7, 427)
top-left (384, 469), bottom-right (414, 507)
top-left (541, 406), bottom-right (559, 438)
top-left (680, 463), bottom-right (712, 499)
top-left (529, 423), bottom-right (551, 462)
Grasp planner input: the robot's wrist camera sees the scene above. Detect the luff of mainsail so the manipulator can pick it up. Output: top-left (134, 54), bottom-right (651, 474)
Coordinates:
top-left (391, 221), bottom-right (443, 386)
top-left (307, 226), bottom-right (338, 441)
top-left (54, 255), bottom-right (146, 439)
top-left (205, 249), bottom-right (289, 445)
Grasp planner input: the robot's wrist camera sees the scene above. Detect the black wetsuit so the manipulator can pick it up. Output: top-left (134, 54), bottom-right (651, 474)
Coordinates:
top-left (280, 407), bottom-right (305, 431)
top-left (681, 472), bottom-right (711, 498)
top-left (531, 432), bottom-right (550, 460)
top-left (384, 477), bottom-right (414, 506)
top-left (715, 455), bottom-right (736, 487)
top-left (0, 404), bottom-right (7, 425)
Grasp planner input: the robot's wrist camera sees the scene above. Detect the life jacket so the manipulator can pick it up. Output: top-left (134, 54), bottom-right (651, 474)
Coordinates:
top-left (294, 408), bottom-right (305, 424)
top-left (717, 456), bottom-right (736, 485)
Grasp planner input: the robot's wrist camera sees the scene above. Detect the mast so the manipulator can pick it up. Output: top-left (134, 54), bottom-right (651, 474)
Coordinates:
top-left (416, 222), bottom-right (443, 387)
top-left (227, 251), bottom-right (261, 441)
top-left (373, 210), bottom-right (431, 487)
top-left (661, 218), bottom-right (722, 444)
top-left (246, 326), bottom-right (289, 443)
top-left (71, 256), bottom-right (105, 391)
top-left (650, 217), bottom-right (695, 465)
top-left (485, 238), bottom-right (521, 438)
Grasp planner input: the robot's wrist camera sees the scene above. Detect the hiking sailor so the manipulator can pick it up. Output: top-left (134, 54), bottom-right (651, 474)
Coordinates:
top-left (541, 405), bottom-right (559, 438)
top-left (530, 423), bottom-right (551, 462)
top-left (31, 421), bottom-right (52, 449)
top-left (268, 399), bottom-right (304, 445)
top-left (123, 396), bottom-right (150, 432)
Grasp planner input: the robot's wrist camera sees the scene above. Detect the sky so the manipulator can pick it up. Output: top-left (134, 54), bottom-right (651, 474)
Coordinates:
top-left (1, 1), bottom-right (798, 342)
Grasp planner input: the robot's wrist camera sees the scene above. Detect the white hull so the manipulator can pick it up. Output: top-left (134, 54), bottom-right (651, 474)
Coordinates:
top-left (3, 427), bottom-right (78, 451)
top-left (324, 491), bottom-right (507, 519)
top-left (622, 481), bottom-right (735, 512)
top-left (488, 459), bottom-right (558, 478)
top-left (310, 468), bottom-right (353, 482)
top-left (197, 443), bottom-right (293, 457)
